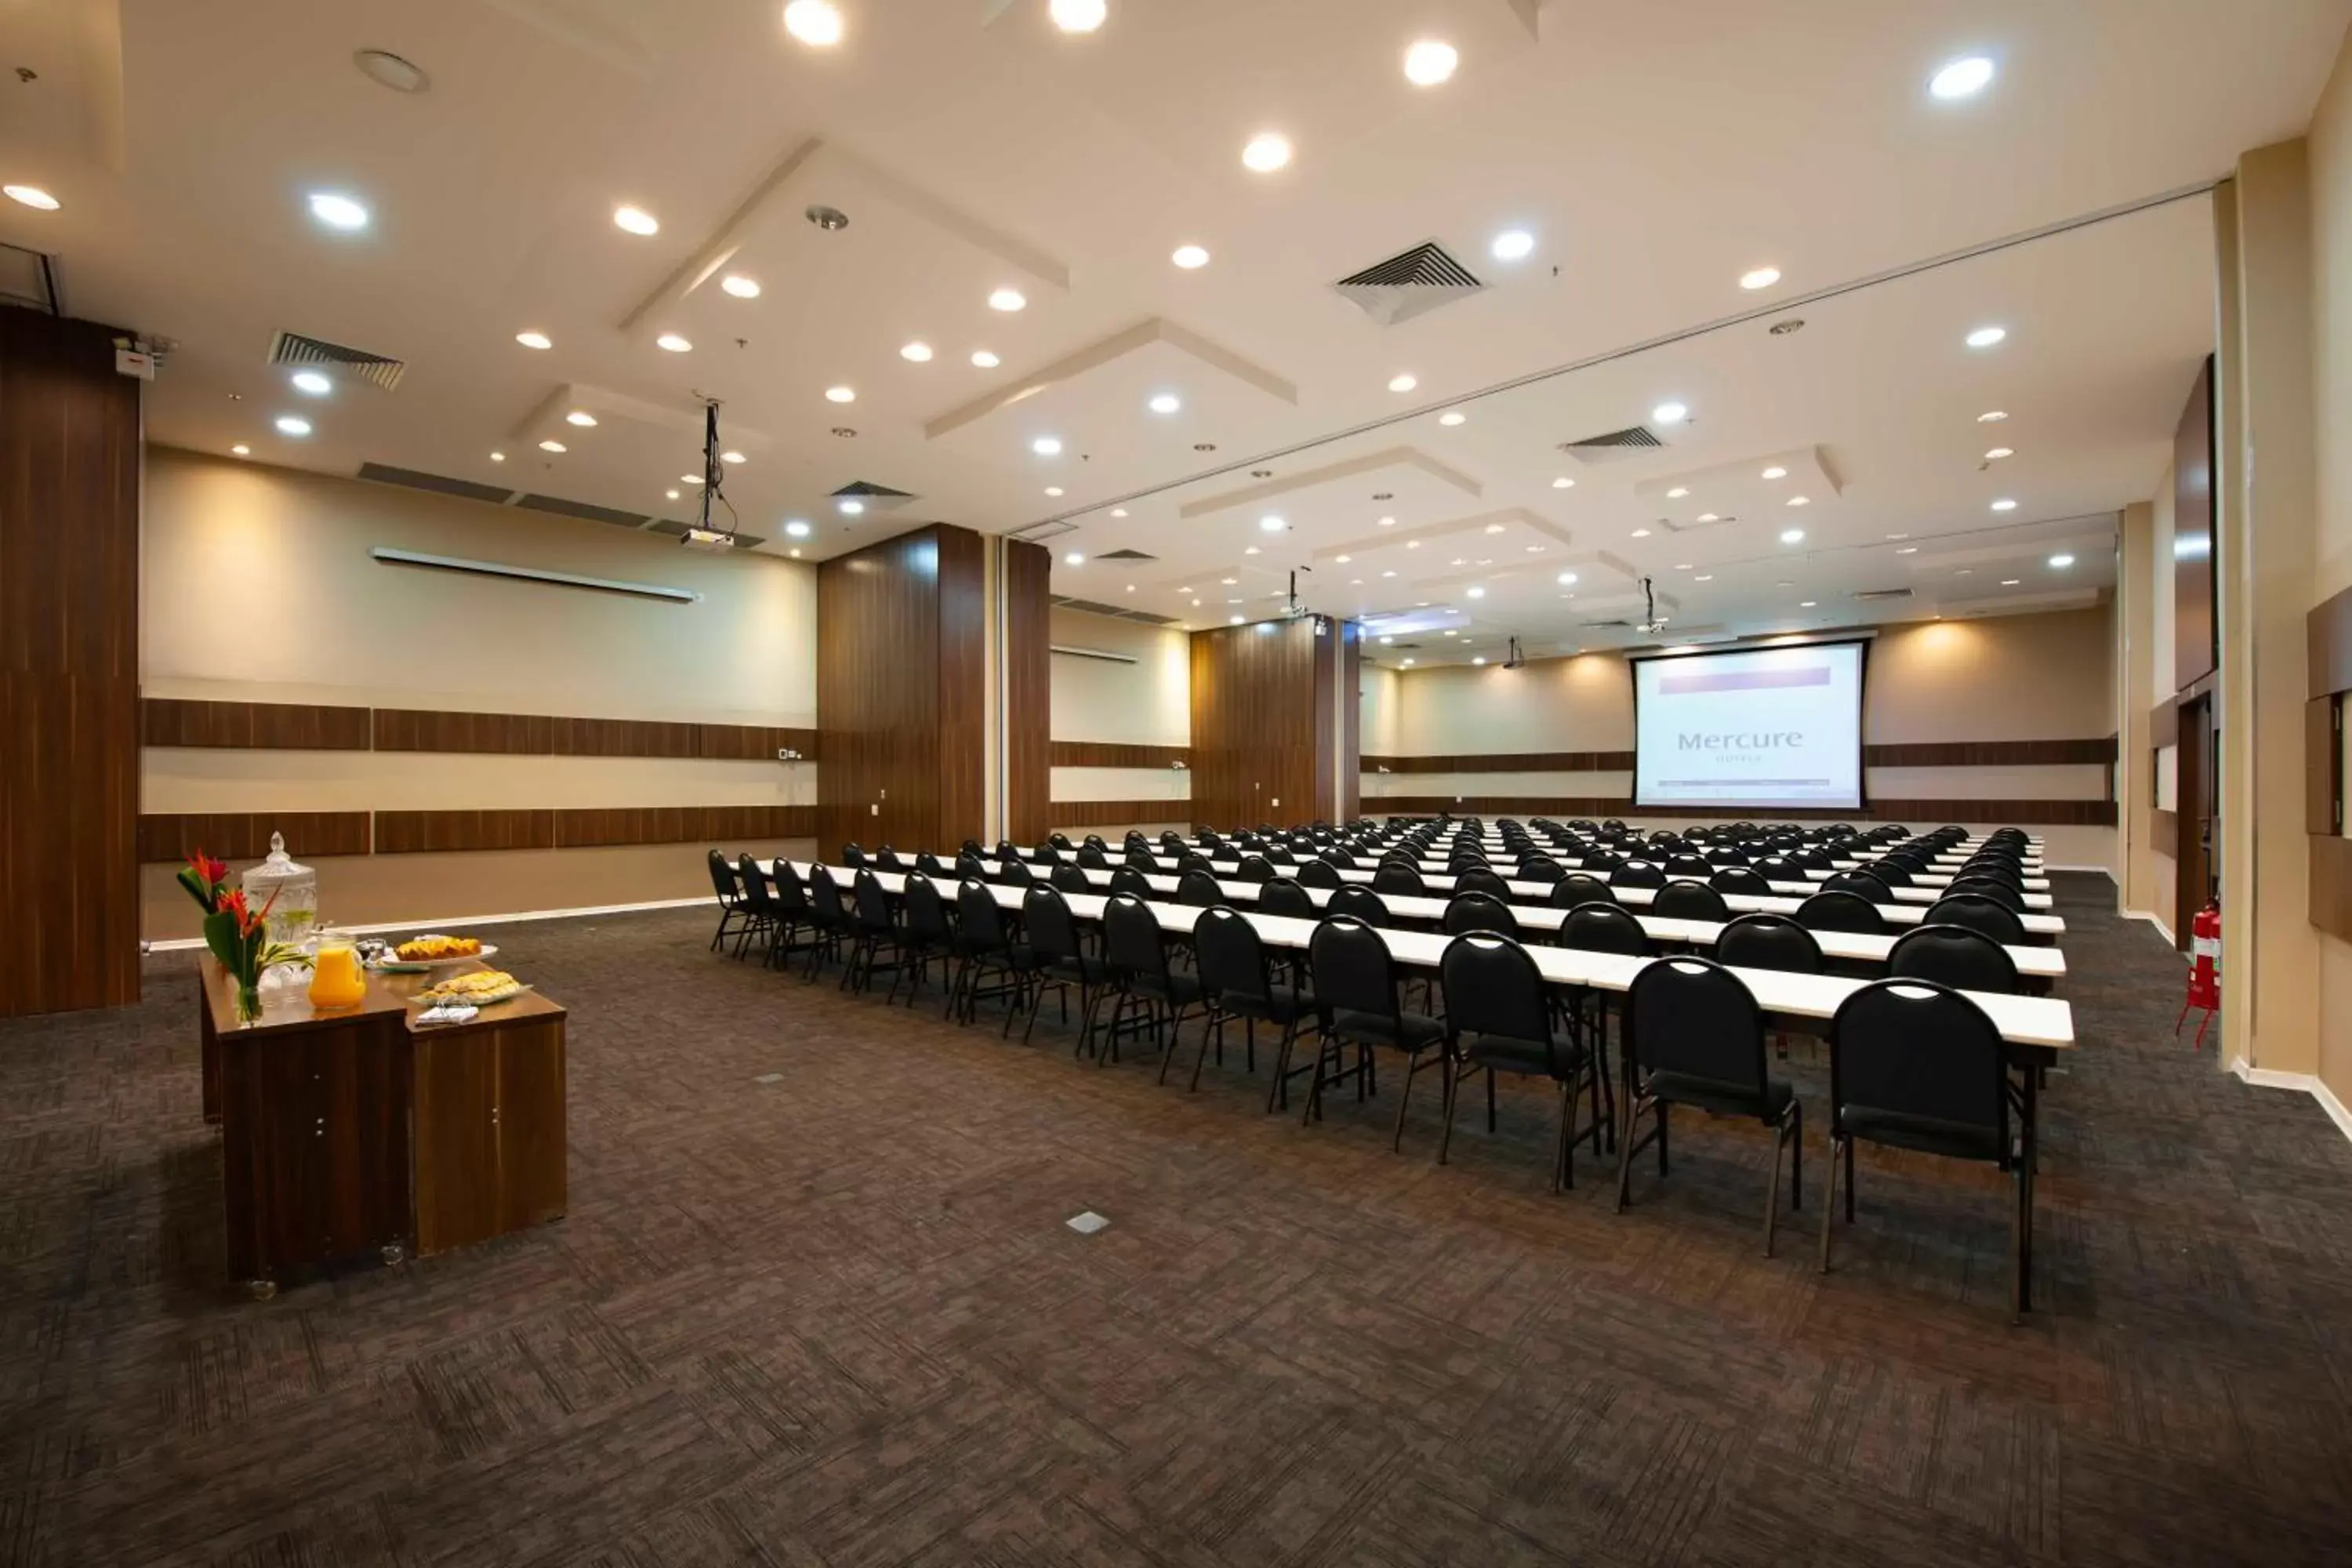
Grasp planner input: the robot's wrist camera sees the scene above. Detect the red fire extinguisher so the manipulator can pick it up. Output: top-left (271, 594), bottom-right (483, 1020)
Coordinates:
top-left (2176, 899), bottom-right (2220, 1049)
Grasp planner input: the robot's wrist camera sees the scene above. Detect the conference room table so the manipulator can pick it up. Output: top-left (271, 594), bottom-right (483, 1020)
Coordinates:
top-left (1008, 864), bottom-right (2064, 984)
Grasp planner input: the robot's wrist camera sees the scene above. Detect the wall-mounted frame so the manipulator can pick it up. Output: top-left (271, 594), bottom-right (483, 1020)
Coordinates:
top-left (2310, 585), bottom-right (2352, 942)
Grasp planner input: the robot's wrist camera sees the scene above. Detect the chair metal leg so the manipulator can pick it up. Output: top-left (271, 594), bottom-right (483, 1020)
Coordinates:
top-left (1762, 1117), bottom-right (1784, 1258)
top-left (1615, 1092), bottom-right (1650, 1212)
top-left (2011, 1160), bottom-right (2028, 1325)
top-left (1818, 1134), bottom-right (1843, 1274)
top-left (1788, 1104), bottom-right (1802, 1211)
top-left (1843, 1135), bottom-right (1856, 1221)
top-left (1189, 1011), bottom-right (1223, 1092)
top-left (1267, 1021), bottom-right (1299, 1113)
top-left (1552, 1078), bottom-right (1575, 1192)
top-left (1436, 1059), bottom-right (1464, 1165)
top-left (1390, 1049), bottom-right (1421, 1152)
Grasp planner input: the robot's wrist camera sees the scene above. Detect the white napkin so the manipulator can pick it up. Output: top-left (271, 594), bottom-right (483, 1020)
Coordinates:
top-left (416, 1004), bottom-right (480, 1025)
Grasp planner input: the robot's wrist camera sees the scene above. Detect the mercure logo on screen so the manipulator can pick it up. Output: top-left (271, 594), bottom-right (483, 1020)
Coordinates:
top-left (1680, 731), bottom-right (1806, 751)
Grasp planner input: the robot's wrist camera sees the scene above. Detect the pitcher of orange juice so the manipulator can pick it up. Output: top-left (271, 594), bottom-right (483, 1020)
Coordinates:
top-left (307, 929), bottom-right (368, 1011)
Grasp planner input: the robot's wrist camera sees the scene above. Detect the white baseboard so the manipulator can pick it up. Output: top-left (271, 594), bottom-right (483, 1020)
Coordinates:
top-left (2120, 909), bottom-right (2179, 949)
top-left (2045, 864), bottom-right (2114, 877)
top-left (143, 894), bottom-right (718, 953)
top-left (2230, 1059), bottom-right (2352, 1144)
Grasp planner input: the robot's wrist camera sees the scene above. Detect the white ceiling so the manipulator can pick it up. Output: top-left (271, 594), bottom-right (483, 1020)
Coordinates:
top-left (3, 0), bottom-right (2343, 651)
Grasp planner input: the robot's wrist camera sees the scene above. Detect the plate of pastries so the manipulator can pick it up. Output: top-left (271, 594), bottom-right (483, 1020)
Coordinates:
top-left (416, 969), bottom-right (525, 1007)
top-left (393, 934), bottom-right (497, 968)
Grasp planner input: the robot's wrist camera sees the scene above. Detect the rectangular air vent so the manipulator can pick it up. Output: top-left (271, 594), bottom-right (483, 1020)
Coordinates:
top-left (1014, 520), bottom-right (1080, 542)
top-left (0, 242), bottom-right (60, 314)
top-left (1852, 587), bottom-right (1915, 602)
top-left (515, 492), bottom-right (656, 528)
top-left (270, 331), bottom-right (407, 391)
top-left (1332, 239), bottom-right (1485, 327)
top-left (1056, 597), bottom-right (1131, 617)
top-left (1116, 607), bottom-right (1181, 626)
top-left (1558, 425), bottom-right (1665, 465)
top-left (1659, 513), bottom-right (1737, 533)
top-left (357, 463), bottom-right (517, 505)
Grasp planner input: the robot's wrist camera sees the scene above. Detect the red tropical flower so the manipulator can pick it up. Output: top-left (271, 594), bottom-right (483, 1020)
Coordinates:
top-left (191, 850), bottom-right (227, 886)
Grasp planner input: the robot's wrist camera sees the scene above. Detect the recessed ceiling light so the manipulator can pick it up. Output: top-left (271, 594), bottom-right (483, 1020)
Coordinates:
top-left (1172, 244), bottom-right (1210, 269)
top-left (1740, 266), bottom-right (1782, 291)
top-left (2001, 578), bottom-right (2020, 586)
top-left (1786, 495), bottom-right (1810, 507)
top-left (1125, 585), bottom-right (1135, 593)
top-left (566, 410), bottom-right (597, 426)
top-left (1221, 576), bottom-right (1238, 584)
top-left (1483, 523), bottom-right (1506, 535)
top-left (1929, 55), bottom-right (1997, 100)
top-left (1490, 229), bottom-right (1536, 262)
top-left (612, 205), bottom-right (659, 236)
top-left (1630, 528), bottom-right (1652, 539)
top-left (900, 341), bottom-right (933, 362)
top-left (1466, 586), bottom-right (1486, 598)
top-left (721, 274), bottom-right (761, 298)
top-left (1377, 516), bottom-right (1396, 526)
top-left (1965, 325), bottom-right (2007, 349)
top-left (1472, 656), bottom-right (1487, 666)
top-left (1049, 0), bottom-right (1107, 33)
top-left (1978, 409), bottom-right (2009, 423)
top-left (1110, 508), bottom-right (1128, 518)
top-left (783, 0), bottom-right (845, 46)
top-left (1443, 630), bottom-right (1457, 637)
top-left (1258, 515), bottom-right (1286, 532)
top-left (1403, 38), bottom-right (1459, 85)
top-left (682, 474), bottom-right (703, 485)
top-left (2049, 553), bottom-right (2074, 568)
top-left (1149, 393), bottom-right (1181, 414)
top-left (826, 386), bottom-right (855, 403)
top-left (1799, 600), bottom-right (1817, 608)
top-left (4, 184), bottom-right (60, 211)
top-left (666, 488), bottom-right (679, 499)
top-left (1896, 546), bottom-right (1918, 554)
top-left (789, 548), bottom-right (803, 559)
top-left (1761, 465), bottom-right (1788, 480)
top-left (1405, 540), bottom-right (1421, 550)
top-left (1667, 486), bottom-right (1689, 499)
top-left (655, 333), bottom-right (692, 352)
top-left (1673, 562), bottom-right (1691, 570)
top-left (1438, 411), bottom-right (1466, 426)
top-left (1230, 615), bottom-right (1247, 625)
top-left (1388, 372), bottom-right (1417, 393)
top-left (1984, 446), bottom-right (2013, 460)
top-left (1033, 437), bottom-right (1062, 456)
top-left (290, 370), bottom-right (332, 396)
top-left (1526, 545), bottom-right (1544, 554)
top-left (970, 350), bottom-right (1000, 368)
top-left (1694, 574), bottom-right (1711, 582)
top-left (839, 498), bottom-right (866, 514)
top-left (720, 450), bottom-right (746, 465)
top-left (1991, 498), bottom-right (2018, 512)
top-left (307, 191), bottom-right (368, 230)
top-left (1697, 512), bottom-right (1720, 523)
top-left (1780, 528), bottom-right (1806, 543)
top-left (514, 330), bottom-right (554, 350)
top-left (538, 439), bottom-right (566, 452)
top-left (1555, 572), bottom-right (1578, 586)
top-left (1400, 658), bottom-right (1415, 666)
top-left (1552, 477), bottom-right (1573, 489)
top-left (989, 287), bottom-right (1027, 312)
top-left (1381, 570), bottom-right (1397, 578)
top-left (1242, 132), bottom-right (1292, 172)
top-left (1652, 401), bottom-right (1689, 425)
top-left (1886, 532), bottom-right (1910, 540)
top-left (1064, 550), bottom-right (1087, 564)
top-left (230, 444), bottom-right (251, 457)
top-left (274, 415), bottom-right (312, 437)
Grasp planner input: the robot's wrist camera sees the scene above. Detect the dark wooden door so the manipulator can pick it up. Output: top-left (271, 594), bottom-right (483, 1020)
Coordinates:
top-left (2176, 693), bottom-right (2216, 946)
top-left (412, 1033), bottom-right (501, 1255)
top-left (494, 1022), bottom-right (568, 1233)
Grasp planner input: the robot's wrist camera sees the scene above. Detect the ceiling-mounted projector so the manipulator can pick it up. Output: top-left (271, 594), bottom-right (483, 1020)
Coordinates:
top-left (680, 528), bottom-right (736, 551)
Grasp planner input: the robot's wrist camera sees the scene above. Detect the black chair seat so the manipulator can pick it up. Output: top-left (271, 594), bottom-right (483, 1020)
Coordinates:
top-left (1330, 1007), bottom-right (1443, 1051)
top-left (1460, 1029), bottom-right (1589, 1078)
top-left (1838, 1105), bottom-right (2005, 1162)
top-left (1645, 1069), bottom-right (1793, 1121)
top-left (1131, 970), bottom-right (1204, 1007)
top-left (1221, 982), bottom-right (1316, 1026)
top-left (1047, 952), bottom-right (1110, 985)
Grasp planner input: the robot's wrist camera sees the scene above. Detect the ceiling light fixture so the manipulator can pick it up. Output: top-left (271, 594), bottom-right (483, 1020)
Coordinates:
top-left (971, 350), bottom-right (1000, 368)
top-left (274, 415), bottom-right (312, 437)
top-left (2001, 578), bottom-right (2020, 586)
top-left (1652, 401), bottom-right (1690, 425)
top-left (538, 439), bottom-right (566, 453)
top-left (784, 521), bottom-right (811, 539)
top-left (566, 410), bottom-right (597, 426)
top-left (1984, 446), bottom-right (2013, 459)
top-left (1929, 55), bottom-right (1997, 100)
top-left (1172, 244), bottom-right (1209, 269)
top-left (720, 450), bottom-right (746, 464)
top-left (721, 274), bottom-right (760, 298)
top-left (1966, 325), bottom-right (2007, 349)
top-left (1978, 409), bottom-right (2009, 423)
top-left (900, 341), bottom-right (933, 361)
top-left (666, 488), bottom-right (680, 499)
top-left (1438, 411), bottom-right (1466, 426)
top-left (1377, 516), bottom-right (1396, 526)
top-left (1896, 546), bottom-right (1918, 554)
top-left (1552, 477), bottom-right (1573, 489)
top-left (1740, 266), bottom-right (1781, 290)
top-left (1667, 486), bottom-right (1690, 499)
top-left (230, 444), bottom-right (251, 457)
top-left (655, 333), bottom-right (692, 352)
top-left (1630, 528), bottom-right (1651, 539)
top-left (290, 370), bottom-right (332, 396)
top-left (1388, 372), bottom-right (1417, 393)
top-left (1466, 586), bottom-right (1486, 599)
top-left (1697, 512), bottom-right (1720, 523)
top-left (1242, 132), bottom-right (1293, 172)
top-left (1046, 486), bottom-right (1065, 497)
top-left (1490, 229), bottom-right (1535, 262)
top-left (839, 498), bottom-right (866, 514)
top-left (1049, 0), bottom-right (1107, 33)
top-left (515, 331), bottom-right (553, 350)
top-left (1483, 523), bottom-right (1506, 534)
top-left (1555, 572), bottom-right (1578, 586)
top-left (826, 386), bottom-right (855, 402)
top-left (1799, 600), bottom-right (1817, 608)
top-left (681, 474), bottom-right (702, 485)
top-left (1110, 508), bottom-right (1127, 517)
top-left (612, 205), bottom-right (659, 236)
top-left (783, 0), bottom-right (845, 47)
top-left (1786, 495), bottom-right (1810, 507)
top-left (4, 184), bottom-right (60, 211)
top-left (307, 191), bottom-right (369, 230)
top-left (1761, 465), bottom-right (1788, 480)
top-left (1403, 38), bottom-right (1459, 85)
top-left (988, 287), bottom-right (1027, 311)
top-left (1065, 550), bottom-right (1087, 565)
top-left (2049, 553), bottom-right (2074, 568)
top-left (1149, 393), bottom-right (1181, 414)
top-left (1780, 528), bottom-right (1806, 543)
top-left (1033, 436), bottom-right (1062, 456)
top-left (1991, 498), bottom-right (2018, 512)
top-left (1258, 515), bottom-right (1285, 532)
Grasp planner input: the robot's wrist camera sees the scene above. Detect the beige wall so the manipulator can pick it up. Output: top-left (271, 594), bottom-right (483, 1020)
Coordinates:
top-left (139, 448), bottom-right (818, 938)
top-left (2309, 30), bottom-right (2352, 1103)
top-left (1047, 607), bottom-right (1191, 811)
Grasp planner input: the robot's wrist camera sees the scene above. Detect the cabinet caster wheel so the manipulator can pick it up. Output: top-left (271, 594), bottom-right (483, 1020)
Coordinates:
top-left (380, 1243), bottom-right (407, 1267)
top-left (245, 1278), bottom-right (278, 1302)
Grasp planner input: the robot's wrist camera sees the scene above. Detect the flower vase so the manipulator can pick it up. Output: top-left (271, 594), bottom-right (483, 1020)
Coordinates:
top-left (234, 981), bottom-right (264, 1025)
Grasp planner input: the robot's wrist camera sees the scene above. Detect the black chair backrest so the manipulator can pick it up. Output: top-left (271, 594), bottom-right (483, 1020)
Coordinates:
top-left (1653, 880), bottom-right (1730, 921)
top-left (1049, 833), bottom-right (1074, 851)
top-left (1610, 859), bottom-right (1666, 889)
top-left (1559, 902), bottom-right (1653, 956)
top-left (1704, 846), bottom-right (1749, 866)
top-left (1022, 884), bottom-right (1085, 965)
top-left (1371, 863), bottom-right (1427, 898)
top-left (1795, 890), bottom-right (1886, 935)
top-left (1258, 878), bottom-right (1316, 920)
top-left (1235, 854), bottom-right (1277, 884)
top-left (1710, 866), bottom-right (1773, 897)
top-left (1822, 869), bottom-right (1893, 900)
top-left (916, 851), bottom-right (949, 877)
top-left (1715, 912), bottom-right (1823, 973)
top-left (903, 873), bottom-right (951, 940)
top-left (1549, 873), bottom-right (1617, 909)
top-left (841, 843), bottom-right (868, 868)
top-left (1926, 893), bottom-right (2028, 946)
top-left (735, 855), bottom-right (775, 914)
top-left (708, 849), bottom-right (741, 901)
top-left (1309, 916), bottom-right (1401, 1024)
top-left (1178, 851), bottom-right (1216, 877)
top-left (1829, 981), bottom-right (2009, 1149)
top-left (1454, 867), bottom-right (1513, 901)
top-left (1443, 891), bottom-right (1521, 940)
top-left (1327, 886), bottom-right (1392, 927)
top-left (1051, 864), bottom-right (1092, 894)
top-left (1297, 859), bottom-right (1343, 888)
top-left (809, 864), bottom-right (848, 923)
top-left (997, 855), bottom-right (1035, 885)
top-left (770, 859), bottom-right (811, 913)
top-left (956, 880), bottom-right (1008, 949)
top-left (876, 846), bottom-right (907, 873)
top-left (1194, 906), bottom-right (1272, 1005)
top-left (956, 851), bottom-right (989, 881)
top-left (1078, 844), bottom-right (1111, 869)
top-left (1440, 934), bottom-right (1561, 1068)
top-left (852, 868), bottom-right (895, 931)
top-left (1102, 866), bottom-right (1149, 898)
top-left (1944, 877), bottom-right (2027, 911)
top-left (1516, 857), bottom-right (1566, 884)
top-left (1177, 869), bottom-right (1223, 907)
top-left (1888, 924), bottom-right (2020, 994)
top-left (1665, 853), bottom-right (1713, 880)
top-left (1125, 847), bottom-right (1158, 870)
top-left (1864, 861), bottom-right (1914, 887)
top-left (1581, 849), bottom-right (1626, 874)
top-left (1625, 956), bottom-right (1766, 1090)
top-left (1104, 894), bottom-right (1171, 982)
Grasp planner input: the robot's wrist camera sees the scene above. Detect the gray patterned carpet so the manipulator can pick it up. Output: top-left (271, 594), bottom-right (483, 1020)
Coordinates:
top-left (5, 874), bottom-right (2352, 1566)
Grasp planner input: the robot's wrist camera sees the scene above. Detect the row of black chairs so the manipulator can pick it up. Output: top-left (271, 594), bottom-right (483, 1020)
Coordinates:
top-left (706, 848), bottom-right (2037, 1318)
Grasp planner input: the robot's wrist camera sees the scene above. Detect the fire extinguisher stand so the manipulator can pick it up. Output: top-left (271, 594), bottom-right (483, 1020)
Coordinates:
top-left (2177, 898), bottom-right (2221, 1048)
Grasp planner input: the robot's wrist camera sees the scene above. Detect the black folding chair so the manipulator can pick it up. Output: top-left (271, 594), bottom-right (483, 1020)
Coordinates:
top-left (1438, 933), bottom-right (1605, 1186)
top-left (1189, 906), bottom-right (1316, 1096)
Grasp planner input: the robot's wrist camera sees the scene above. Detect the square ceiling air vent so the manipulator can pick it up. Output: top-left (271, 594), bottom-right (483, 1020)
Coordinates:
top-left (270, 330), bottom-right (406, 391)
top-left (831, 480), bottom-right (914, 516)
top-left (1558, 425), bottom-right (1665, 465)
top-left (515, 493), bottom-right (654, 528)
top-left (1333, 240), bottom-right (1486, 327)
top-left (1097, 548), bottom-right (1156, 561)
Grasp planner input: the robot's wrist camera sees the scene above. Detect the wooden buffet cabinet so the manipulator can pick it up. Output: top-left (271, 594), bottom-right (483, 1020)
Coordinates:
top-left (198, 960), bottom-right (568, 1294)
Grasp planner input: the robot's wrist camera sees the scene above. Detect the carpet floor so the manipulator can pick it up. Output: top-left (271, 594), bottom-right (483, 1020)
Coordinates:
top-left (4, 875), bottom-right (2352, 1566)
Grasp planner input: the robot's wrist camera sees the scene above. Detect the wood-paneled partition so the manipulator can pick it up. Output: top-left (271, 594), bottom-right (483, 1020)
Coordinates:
top-left (816, 524), bottom-right (987, 855)
top-left (1002, 539), bottom-right (1053, 843)
top-left (1, 308), bottom-right (142, 1017)
top-left (1189, 616), bottom-right (1356, 829)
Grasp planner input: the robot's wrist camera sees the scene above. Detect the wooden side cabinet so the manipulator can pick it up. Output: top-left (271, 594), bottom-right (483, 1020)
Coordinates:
top-left (412, 1009), bottom-right (568, 1255)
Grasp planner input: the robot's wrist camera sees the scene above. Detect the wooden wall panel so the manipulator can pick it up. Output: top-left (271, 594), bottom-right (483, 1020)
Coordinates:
top-left (1003, 539), bottom-right (1053, 843)
top-left (818, 526), bottom-right (942, 856)
top-left (144, 697), bottom-right (372, 750)
top-left (1368, 795), bottom-right (2118, 826)
top-left (553, 804), bottom-right (815, 848)
top-left (1361, 739), bottom-right (2114, 774)
top-left (1363, 751), bottom-right (1638, 774)
top-left (696, 724), bottom-right (818, 761)
top-left (2152, 808), bottom-right (2180, 857)
top-left (1048, 800), bottom-right (1196, 829)
top-left (372, 810), bottom-right (555, 855)
top-left (1312, 616), bottom-right (1338, 822)
top-left (551, 716), bottom-right (702, 758)
top-left (2175, 356), bottom-right (2217, 695)
top-left (0, 310), bottom-right (142, 1017)
top-left (1190, 619), bottom-right (1329, 830)
top-left (138, 811), bottom-right (373, 863)
top-left (373, 708), bottom-right (553, 754)
top-left (937, 524), bottom-right (989, 850)
top-left (2315, 835), bottom-right (2352, 945)
top-left (2314, 583), bottom-right (2352, 699)
top-left (2309, 697), bottom-right (2342, 837)
top-left (1051, 741), bottom-right (1189, 768)
top-left (1340, 620), bottom-right (1363, 823)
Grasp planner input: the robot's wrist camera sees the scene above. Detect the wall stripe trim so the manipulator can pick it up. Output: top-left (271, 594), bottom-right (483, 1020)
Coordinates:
top-left (1051, 740), bottom-right (1190, 768)
top-left (142, 696), bottom-right (815, 760)
top-left (1363, 795), bottom-right (2117, 826)
top-left (1360, 737), bottom-right (2116, 774)
top-left (138, 805), bottom-right (818, 862)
